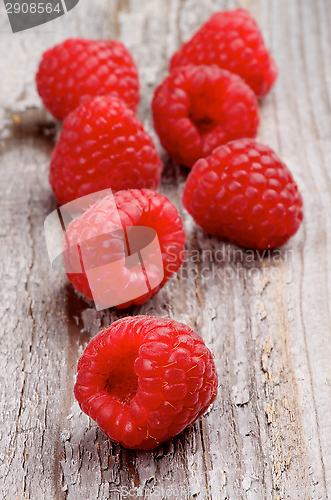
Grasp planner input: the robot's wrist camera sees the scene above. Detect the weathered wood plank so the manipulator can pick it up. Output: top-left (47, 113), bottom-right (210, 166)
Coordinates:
top-left (1, 0), bottom-right (331, 498)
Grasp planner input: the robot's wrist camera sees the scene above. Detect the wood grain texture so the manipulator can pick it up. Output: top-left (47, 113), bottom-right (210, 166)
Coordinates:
top-left (0, 0), bottom-right (330, 498)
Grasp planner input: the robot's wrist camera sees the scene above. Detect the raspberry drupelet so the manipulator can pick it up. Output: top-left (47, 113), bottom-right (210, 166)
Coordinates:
top-left (74, 315), bottom-right (218, 449)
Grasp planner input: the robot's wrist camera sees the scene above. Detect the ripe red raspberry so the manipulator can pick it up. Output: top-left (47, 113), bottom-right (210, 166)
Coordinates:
top-left (170, 8), bottom-right (278, 98)
top-left (49, 96), bottom-right (162, 205)
top-left (182, 139), bottom-right (303, 250)
top-left (152, 65), bottom-right (259, 168)
top-left (36, 38), bottom-right (139, 121)
top-left (64, 189), bottom-right (186, 309)
top-left (74, 315), bottom-right (218, 450)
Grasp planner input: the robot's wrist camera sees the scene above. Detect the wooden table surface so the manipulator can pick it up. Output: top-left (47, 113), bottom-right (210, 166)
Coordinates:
top-left (1, 0), bottom-right (331, 498)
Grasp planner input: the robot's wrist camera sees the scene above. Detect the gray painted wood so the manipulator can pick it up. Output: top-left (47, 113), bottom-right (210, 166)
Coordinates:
top-left (0, 0), bottom-right (330, 498)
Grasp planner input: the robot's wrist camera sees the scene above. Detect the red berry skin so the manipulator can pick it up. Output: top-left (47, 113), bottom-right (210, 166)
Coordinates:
top-left (74, 315), bottom-right (218, 450)
top-left (49, 96), bottom-right (162, 205)
top-left (152, 65), bottom-right (259, 168)
top-left (65, 189), bottom-right (186, 308)
top-left (182, 139), bottom-right (303, 250)
top-left (170, 8), bottom-right (278, 98)
top-left (36, 38), bottom-right (139, 121)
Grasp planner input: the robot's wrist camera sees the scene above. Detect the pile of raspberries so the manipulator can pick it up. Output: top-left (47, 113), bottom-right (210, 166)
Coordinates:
top-left (36, 9), bottom-right (303, 449)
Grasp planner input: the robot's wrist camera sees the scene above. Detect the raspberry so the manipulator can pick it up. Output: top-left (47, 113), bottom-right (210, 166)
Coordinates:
top-left (36, 38), bottom-right (139, 121)
top-left (74, 315), bottom-right (218, 449)
top-left (49, 96), bottom-right (162, 205)
top-left (64, 189), bottom-right (186, 308)
top-left (182, 139), bottom-right (303, 250)
top-left (152, 65), bottom-right (259, 168)
top-left (170, 8), bottom-right (278, 98)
